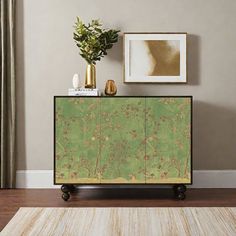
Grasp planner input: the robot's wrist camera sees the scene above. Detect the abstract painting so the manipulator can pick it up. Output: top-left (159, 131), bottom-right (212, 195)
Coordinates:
top-left (124, 33), bottom-right (187, 83)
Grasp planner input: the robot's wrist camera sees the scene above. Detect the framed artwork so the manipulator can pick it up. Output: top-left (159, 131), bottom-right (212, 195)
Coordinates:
top-left (123, 33), bottom-right (187, 83)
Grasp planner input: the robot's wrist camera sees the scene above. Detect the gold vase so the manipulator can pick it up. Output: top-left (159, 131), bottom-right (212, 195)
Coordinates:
top-left (85, 64), bottom-right (96, 88)
top-left (105, 80), bottom-right (117, 96)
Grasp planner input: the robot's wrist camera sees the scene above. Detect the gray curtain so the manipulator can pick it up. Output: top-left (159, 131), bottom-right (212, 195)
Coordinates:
top-left (0, 0), bottom-right (16, 188)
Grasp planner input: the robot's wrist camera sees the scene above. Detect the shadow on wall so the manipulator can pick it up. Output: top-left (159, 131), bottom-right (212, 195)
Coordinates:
top-left (193, 101), bottom-right (236, 170)
top-left (106, 34), bottom-right (123, 62)
top-left (16, 0), bottom-right (26, 173)
top-left (187, 34), bottom-right (201, 86)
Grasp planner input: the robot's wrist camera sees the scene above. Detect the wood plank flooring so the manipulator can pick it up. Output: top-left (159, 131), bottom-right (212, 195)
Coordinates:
top-left (1, 188), bottom-right (236, 231)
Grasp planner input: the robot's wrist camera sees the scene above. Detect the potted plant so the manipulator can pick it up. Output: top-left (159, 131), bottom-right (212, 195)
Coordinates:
top-left (73, 18), bottom-right (120, 88)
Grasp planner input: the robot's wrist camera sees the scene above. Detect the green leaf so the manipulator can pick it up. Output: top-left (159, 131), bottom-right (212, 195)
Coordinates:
top-left (73, 17), bottom-right (120, 63)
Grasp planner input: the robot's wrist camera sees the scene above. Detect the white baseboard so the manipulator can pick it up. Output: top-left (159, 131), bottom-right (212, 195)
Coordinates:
top-left (16, 170), bottom-right (59, 189)
top-left (16, 170), bottom-right (236, 188)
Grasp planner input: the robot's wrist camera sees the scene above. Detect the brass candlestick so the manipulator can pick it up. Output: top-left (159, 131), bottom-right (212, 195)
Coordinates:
top-left (105, 80), bottom-right (117, 96)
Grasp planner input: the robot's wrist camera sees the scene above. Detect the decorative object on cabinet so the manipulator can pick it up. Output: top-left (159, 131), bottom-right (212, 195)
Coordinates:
top-left (104, 80), bottom-right (117, 96)
top-left (54, 96), bottom-right (192, 201)
top-left (123, 33), bottom-right (187, 83)
top-left (73, 17), bottom-right (120, 88)
top-left (68, 88), bottom-right (100, 96)
top-left (85, 64), bottom-right (96, 88)
top-left (72, 74), bottom-right (80, 90)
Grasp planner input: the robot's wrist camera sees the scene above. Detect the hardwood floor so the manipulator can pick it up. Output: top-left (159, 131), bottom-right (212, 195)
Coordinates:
top-left (1, 188), bottom-right (236, 231)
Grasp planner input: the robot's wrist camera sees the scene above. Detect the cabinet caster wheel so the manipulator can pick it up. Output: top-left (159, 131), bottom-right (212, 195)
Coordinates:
top-left (173, 184), bottom-right (187, 200)
top-left (176, 192), bottom-right (185, 200)
top-left (174, 185), bottom-right (186, 193)
top-left (61, 184), bottom-right (73, 201)
top-left (62, 192), bottom-right (70, 201)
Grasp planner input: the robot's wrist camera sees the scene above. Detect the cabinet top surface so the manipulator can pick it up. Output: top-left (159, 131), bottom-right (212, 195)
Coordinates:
top-left (54, 95), bottom-right (193, 99)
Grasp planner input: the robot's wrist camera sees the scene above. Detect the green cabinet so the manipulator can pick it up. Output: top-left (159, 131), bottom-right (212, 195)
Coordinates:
top-left (54, 97), bottom-right (192, 185)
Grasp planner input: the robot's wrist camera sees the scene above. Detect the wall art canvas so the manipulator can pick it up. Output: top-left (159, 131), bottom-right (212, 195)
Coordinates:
top-left (124, 33), bottom-right (187, 83)
top-left (54, 97), bottom-right (192, 184)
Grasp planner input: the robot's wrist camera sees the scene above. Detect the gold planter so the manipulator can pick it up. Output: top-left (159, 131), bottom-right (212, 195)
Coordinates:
top-left (85, 64), bottom-right (96, 88)
top-left (105, 80), bottom-right (117, 96)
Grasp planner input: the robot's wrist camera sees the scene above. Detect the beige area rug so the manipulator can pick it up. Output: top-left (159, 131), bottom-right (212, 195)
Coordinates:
top-left (1, 207), bottom-right (236, 236)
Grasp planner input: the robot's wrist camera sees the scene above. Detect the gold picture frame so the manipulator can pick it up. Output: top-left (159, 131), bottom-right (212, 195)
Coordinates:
top-left (123, 32), bottom-right (187, 83)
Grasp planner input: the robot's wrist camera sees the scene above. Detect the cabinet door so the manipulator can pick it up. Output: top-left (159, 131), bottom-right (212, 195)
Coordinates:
top-left (100, 97), bottom-right (146, 183)
top-left (55, 98), bottom-right (101, 184)
top-left (145, 98), bottom-right (191, 184)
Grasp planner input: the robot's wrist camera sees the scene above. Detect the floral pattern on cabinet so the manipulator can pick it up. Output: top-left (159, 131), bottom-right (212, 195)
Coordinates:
top-left (55, 97), bottom-right (191, 184)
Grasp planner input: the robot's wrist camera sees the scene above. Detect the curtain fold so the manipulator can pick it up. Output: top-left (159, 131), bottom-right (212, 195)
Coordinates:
top-left (0, 0), bottom-right (16, 188)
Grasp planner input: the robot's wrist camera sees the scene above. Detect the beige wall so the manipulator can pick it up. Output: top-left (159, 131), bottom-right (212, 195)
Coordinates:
top-left (16, 0), bottom-right (236, 170)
